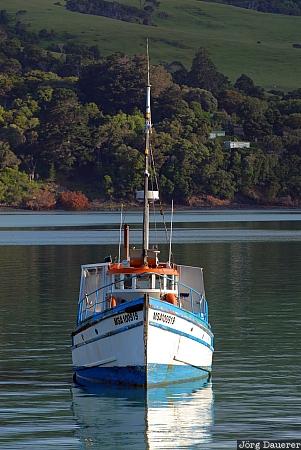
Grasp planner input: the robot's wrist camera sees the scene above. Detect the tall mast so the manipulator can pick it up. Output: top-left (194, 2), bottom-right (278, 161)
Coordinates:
top-left (143, 39), bottom-right (151, 265)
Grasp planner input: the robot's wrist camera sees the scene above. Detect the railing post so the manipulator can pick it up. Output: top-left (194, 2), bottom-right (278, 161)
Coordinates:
top-left (95, 288), bottom-right (99, 315)
top-left (76, 305), bottom-right (79, 325)
top-left (78, 301), bottom-right (83, 325)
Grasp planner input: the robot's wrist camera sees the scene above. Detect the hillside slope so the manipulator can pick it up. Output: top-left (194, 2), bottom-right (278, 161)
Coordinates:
top-left (3, 0), bottom-right (301, 90)
top-left (207, 0), bottom-right (301, 16)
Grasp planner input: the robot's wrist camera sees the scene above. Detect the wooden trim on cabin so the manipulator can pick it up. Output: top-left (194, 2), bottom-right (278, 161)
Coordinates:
top-left (108, 265), bottom-right (179, 275)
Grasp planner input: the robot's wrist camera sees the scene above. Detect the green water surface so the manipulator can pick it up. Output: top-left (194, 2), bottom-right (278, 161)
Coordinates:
top-left (0, 211), bottom-right (300, 449)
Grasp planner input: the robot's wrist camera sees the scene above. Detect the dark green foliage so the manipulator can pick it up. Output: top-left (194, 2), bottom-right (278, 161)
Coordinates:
top-left (79, 54), bottom-right (172, 114)
top-left (234, 74), bottom-right (264, 98)
top-left (0, 167), bottom-right (36, 206)
top-left (0, 14), bottom-right (300, 206)
top-left (166, 61), bottom-right (188, 86)
top-left (95, 112), bottom-right (145, 199)
top-left (66, 0), bottom-right (152, 25)
top-left (187, 48), bottom-right (230, 95)
top-left (37, 89), bottom-right (101, 174)
top-left (0, 140), bottom-right (20, 169)
top-left (0, 10), bottom-right (9, 25)
top-left (208, 0), bottom-right (301, 16)
top-left (182, 87), bottom-right (218, 113)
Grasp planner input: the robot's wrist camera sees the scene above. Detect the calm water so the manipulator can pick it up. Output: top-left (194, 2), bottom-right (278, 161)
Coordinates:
top-left (0, 210), bottom-right (300, 449)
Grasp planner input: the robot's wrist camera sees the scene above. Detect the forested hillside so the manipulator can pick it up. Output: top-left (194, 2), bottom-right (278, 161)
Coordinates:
top-left (208, 0), bottom-right (301, 15)
top-left (65, 0), bottom-right (153, 25)
top-left (0, 11), bottom-right (300, 209)
top-left (3, 0), bottom-right (301, 91)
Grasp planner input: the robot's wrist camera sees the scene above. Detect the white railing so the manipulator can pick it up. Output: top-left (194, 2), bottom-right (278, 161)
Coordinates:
top-left (77, 273), bottom-right (208, 325)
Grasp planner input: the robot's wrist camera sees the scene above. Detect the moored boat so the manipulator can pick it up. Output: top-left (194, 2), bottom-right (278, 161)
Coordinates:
top-left (71, 44), bottom-right (214, 387)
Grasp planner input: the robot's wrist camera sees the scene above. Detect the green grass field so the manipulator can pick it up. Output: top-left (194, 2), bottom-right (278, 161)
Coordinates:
top-left (4, 0), bottom-right (301, 90)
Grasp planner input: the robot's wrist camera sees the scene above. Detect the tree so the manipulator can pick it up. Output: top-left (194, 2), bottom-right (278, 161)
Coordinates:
top-left (103, 174), bottom-right (114, 200)
top-left (238, 97), bottom-right (271, 138)
top-left (187, 48), bottom-right (229, 95)
top-left (159, 139), bottom-right (211, 202)
top-left (234, 74), bottom-right (264, 98)
top-left (95, 113), bottom-right (145, 198)
top-left (79, 54), bottom-right (173, 114)
top-left (0, 58), bottom-right (22, 75)
top-left (38, 89), bottom-right (100, 174)
top-left (0, 167), bottom-right (36, 206)
top-left (0, 74), bottom-right (17, 99)
top-left (96, 112), bottom-right (144, 150)
top-left (0, 97), bottom-right (40, 150)
top-left (166, 60), bottom-right (188, 85)
top-left (0, 10), bottom-right (9, 25)
top-left (182, 87), bottom-right (218, 113)
top-left (285, 113), bottom-right (301, 129)
top-left (0, 141), bottom-right (20, 169)
top-left (209, 169), bottom-right (236, 199)
top-left (218, 89), bottom-right (245, 114)
top-left (100, 144), bottom-right (144, 199)
top-left (153, 84), bottom-right (189, 122)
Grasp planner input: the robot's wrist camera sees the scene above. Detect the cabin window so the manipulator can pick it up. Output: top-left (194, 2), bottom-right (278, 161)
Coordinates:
top-left (124, 274), bottom-right (132, 289)
top-left (174, 276), bottom-right (179, 291)
top-left (136, 273), bottom-right (151, 289)
top-left (166, 275), bottom-right (174, 290)
top-left (155, 274), bottom-right (163, 290)
top-left (114, 274), bottom-right (123, 290)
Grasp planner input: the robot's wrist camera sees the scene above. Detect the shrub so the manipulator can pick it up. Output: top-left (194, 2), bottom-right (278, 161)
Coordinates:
top-left (188, 195), bottom-right (231, 207)
top-left (58, 191), bottom-right (89, 210)
top-left (0, 167), bottom-right (37, 206)
top-left (205, 195), bottom-right (231, 207)
top-left (25, 188), bottom-right (56, 210)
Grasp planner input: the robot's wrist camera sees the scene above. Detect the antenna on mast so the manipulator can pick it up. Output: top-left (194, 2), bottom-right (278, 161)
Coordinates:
top-left (118, 203), bottom-right (123, 263)
top-left (146, 38), bottom-right (150, 100)
top-left (168, 199), bottom-right (174, 266)
top-left (142, 39), bottom-right (151, 265)
top-left (136, 39), bottom-right (159, 266)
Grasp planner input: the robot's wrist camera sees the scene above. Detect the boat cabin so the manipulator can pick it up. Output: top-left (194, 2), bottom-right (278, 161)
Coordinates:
top-left (76, 255), bottom-right (208, 326)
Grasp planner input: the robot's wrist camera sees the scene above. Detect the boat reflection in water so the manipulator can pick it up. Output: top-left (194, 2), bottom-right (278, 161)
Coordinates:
top-left (71, 380), bottom-right (213, 449)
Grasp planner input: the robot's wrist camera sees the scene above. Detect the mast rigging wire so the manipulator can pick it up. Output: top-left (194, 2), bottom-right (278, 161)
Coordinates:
top-left (168, 199), bottom-right (174, 266)
top-left (149, 163), bottom-right (158, 247)
top-left (118, 203), bottom-right (123, 263)
top-left (149, 143), bottom-right (169, 244)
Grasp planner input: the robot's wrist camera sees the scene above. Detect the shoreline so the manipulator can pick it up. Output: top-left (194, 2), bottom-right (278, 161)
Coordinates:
top-left (0, 203), bottom-right (300, 213)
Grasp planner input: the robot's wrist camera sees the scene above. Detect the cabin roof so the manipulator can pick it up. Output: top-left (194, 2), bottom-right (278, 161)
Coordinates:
top-left (108, 263), bottom-right (178, 276)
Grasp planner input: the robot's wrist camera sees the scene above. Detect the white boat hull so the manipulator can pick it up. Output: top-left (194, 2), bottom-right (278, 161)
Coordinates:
top-left (72, 297), bottom-right (213, 386)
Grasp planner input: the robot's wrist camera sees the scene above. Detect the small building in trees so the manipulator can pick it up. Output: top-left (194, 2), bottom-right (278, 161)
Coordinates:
top-left (209, 130), bottom-right (225, 139)
top-left (224, 141), bottom-right (250, 150)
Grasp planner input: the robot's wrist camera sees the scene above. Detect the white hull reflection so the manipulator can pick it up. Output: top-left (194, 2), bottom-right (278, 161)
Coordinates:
top-left (71, 381), bottom-right (213, 449)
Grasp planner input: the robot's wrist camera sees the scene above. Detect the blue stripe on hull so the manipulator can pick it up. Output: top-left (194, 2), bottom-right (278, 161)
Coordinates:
top-left (74, 364), bottom-right (210, 387)
top-left (74, 366), bottom-right (146, 387)
top-left (147, 363), bottom-right (210, 386)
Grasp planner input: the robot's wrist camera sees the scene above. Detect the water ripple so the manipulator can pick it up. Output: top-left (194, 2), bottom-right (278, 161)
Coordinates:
top-left (0, 228), bottom-right (301, 245)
